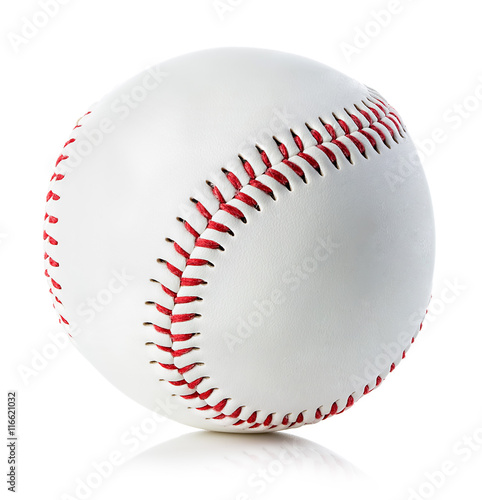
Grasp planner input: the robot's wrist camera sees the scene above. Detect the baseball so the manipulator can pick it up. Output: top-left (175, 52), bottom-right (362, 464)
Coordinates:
top-left (44, 48), bottom-right (435, 432)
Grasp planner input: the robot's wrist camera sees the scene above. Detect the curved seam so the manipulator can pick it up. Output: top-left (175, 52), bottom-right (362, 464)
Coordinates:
top-left (145, 92), bottom-right (423, 430)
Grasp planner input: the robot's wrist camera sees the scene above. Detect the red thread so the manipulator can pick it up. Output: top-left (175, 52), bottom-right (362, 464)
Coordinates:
top-left (220, 203), bottom-right (246, 221)
top-left (164, 261), bottom-right (182, 278)
top-left (154, 303), bottom-right (172, 316)
top-left (263, 414), bottom-right (273, 426)
top-left (309, 127), bottom-right (323, 144)
top-left (171, 313), bottom-right (198, 323)
top-left (317, 144), bottom-right (337, 165)
top-left (249, 179), bottom-right (274, 198)
top-left (266, 168), bottom-right (290, 187)
top-left (186, 258), bottom-right (211, 267)
top-left (226, 170), bottom-right (243, 190)
top-left (207, 220), bottom-right (233, 234)
top-left (194, 201), bottom-right (212, 221)
top-left (247, 412), bottom-right (258, 424)
top-left (180, 277), bottom-right (206, 287)
top-left (44, 112), bottom-right (91, 329)
top-left (145, 97), bottom-right (412, 429)
top-left (322, 122), bottom-right (337, 140)
top-left (161, 285), bottom-right (176, 298)
top-left (283, 159), bottom-right (305, 179)
top-left (259, 149), bottom-right (271, 168)
top-left (196, 238), bottom-right (223, 250)
top-left (292, 133), bottom-right (304, 151)
top-left (56, 154), bottom-right (69, 167)
top-left (242, 159), bottom-right (256, 180)
top-left (331, 139), bottom-right (351, 160)
top-left (182, 220), bottom-right (200, 239)
top-left (336, 118), bottom-right (350, 134)
top-left (349, 113), bottom-right (363, 130)
top-left (235, 192), bottom-right (258, 209)
top-left (298, 152), bottom-right (320, 173)
top-left (278, 141), bottom-right (289, 159)
top-left (173, 242), bottom-right (190, 259)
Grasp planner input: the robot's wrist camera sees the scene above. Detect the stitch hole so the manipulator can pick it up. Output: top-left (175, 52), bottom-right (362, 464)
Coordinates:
top-left (332, 112), bottom-right (348, 132)
top-left (205, 179), bottom-right (224, 200)
top-left (237, 155), bottom-right (249, 171)
top-left (318, 116), bottom-right (328, 127)
top-left (304, 122), bottom-right (321, 144)
top-left (255, 144), bottom-right (271, 166)
top-left (290, 128), bottom-right (304, 152)
top-left (272, 136), bottom-right (289, 160)
top-left (354, 103), bottom-right (369, 119)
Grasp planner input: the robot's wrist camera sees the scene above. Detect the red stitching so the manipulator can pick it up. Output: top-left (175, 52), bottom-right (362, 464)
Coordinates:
top-left (146, 94), bottom-right (415, 430)
top-left (44, 111), bottom-right (91, 330)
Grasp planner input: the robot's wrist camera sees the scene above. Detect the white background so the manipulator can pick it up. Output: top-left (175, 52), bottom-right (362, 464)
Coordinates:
top-left (1, 1), bottom-right (481, 499)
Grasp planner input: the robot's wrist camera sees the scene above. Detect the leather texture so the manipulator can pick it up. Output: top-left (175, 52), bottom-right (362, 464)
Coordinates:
top-left (44, 48), bottom-right (435, 432)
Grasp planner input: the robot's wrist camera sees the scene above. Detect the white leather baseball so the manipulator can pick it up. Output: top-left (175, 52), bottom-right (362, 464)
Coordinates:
top-left (44, 48), bottom-right (435, 432)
